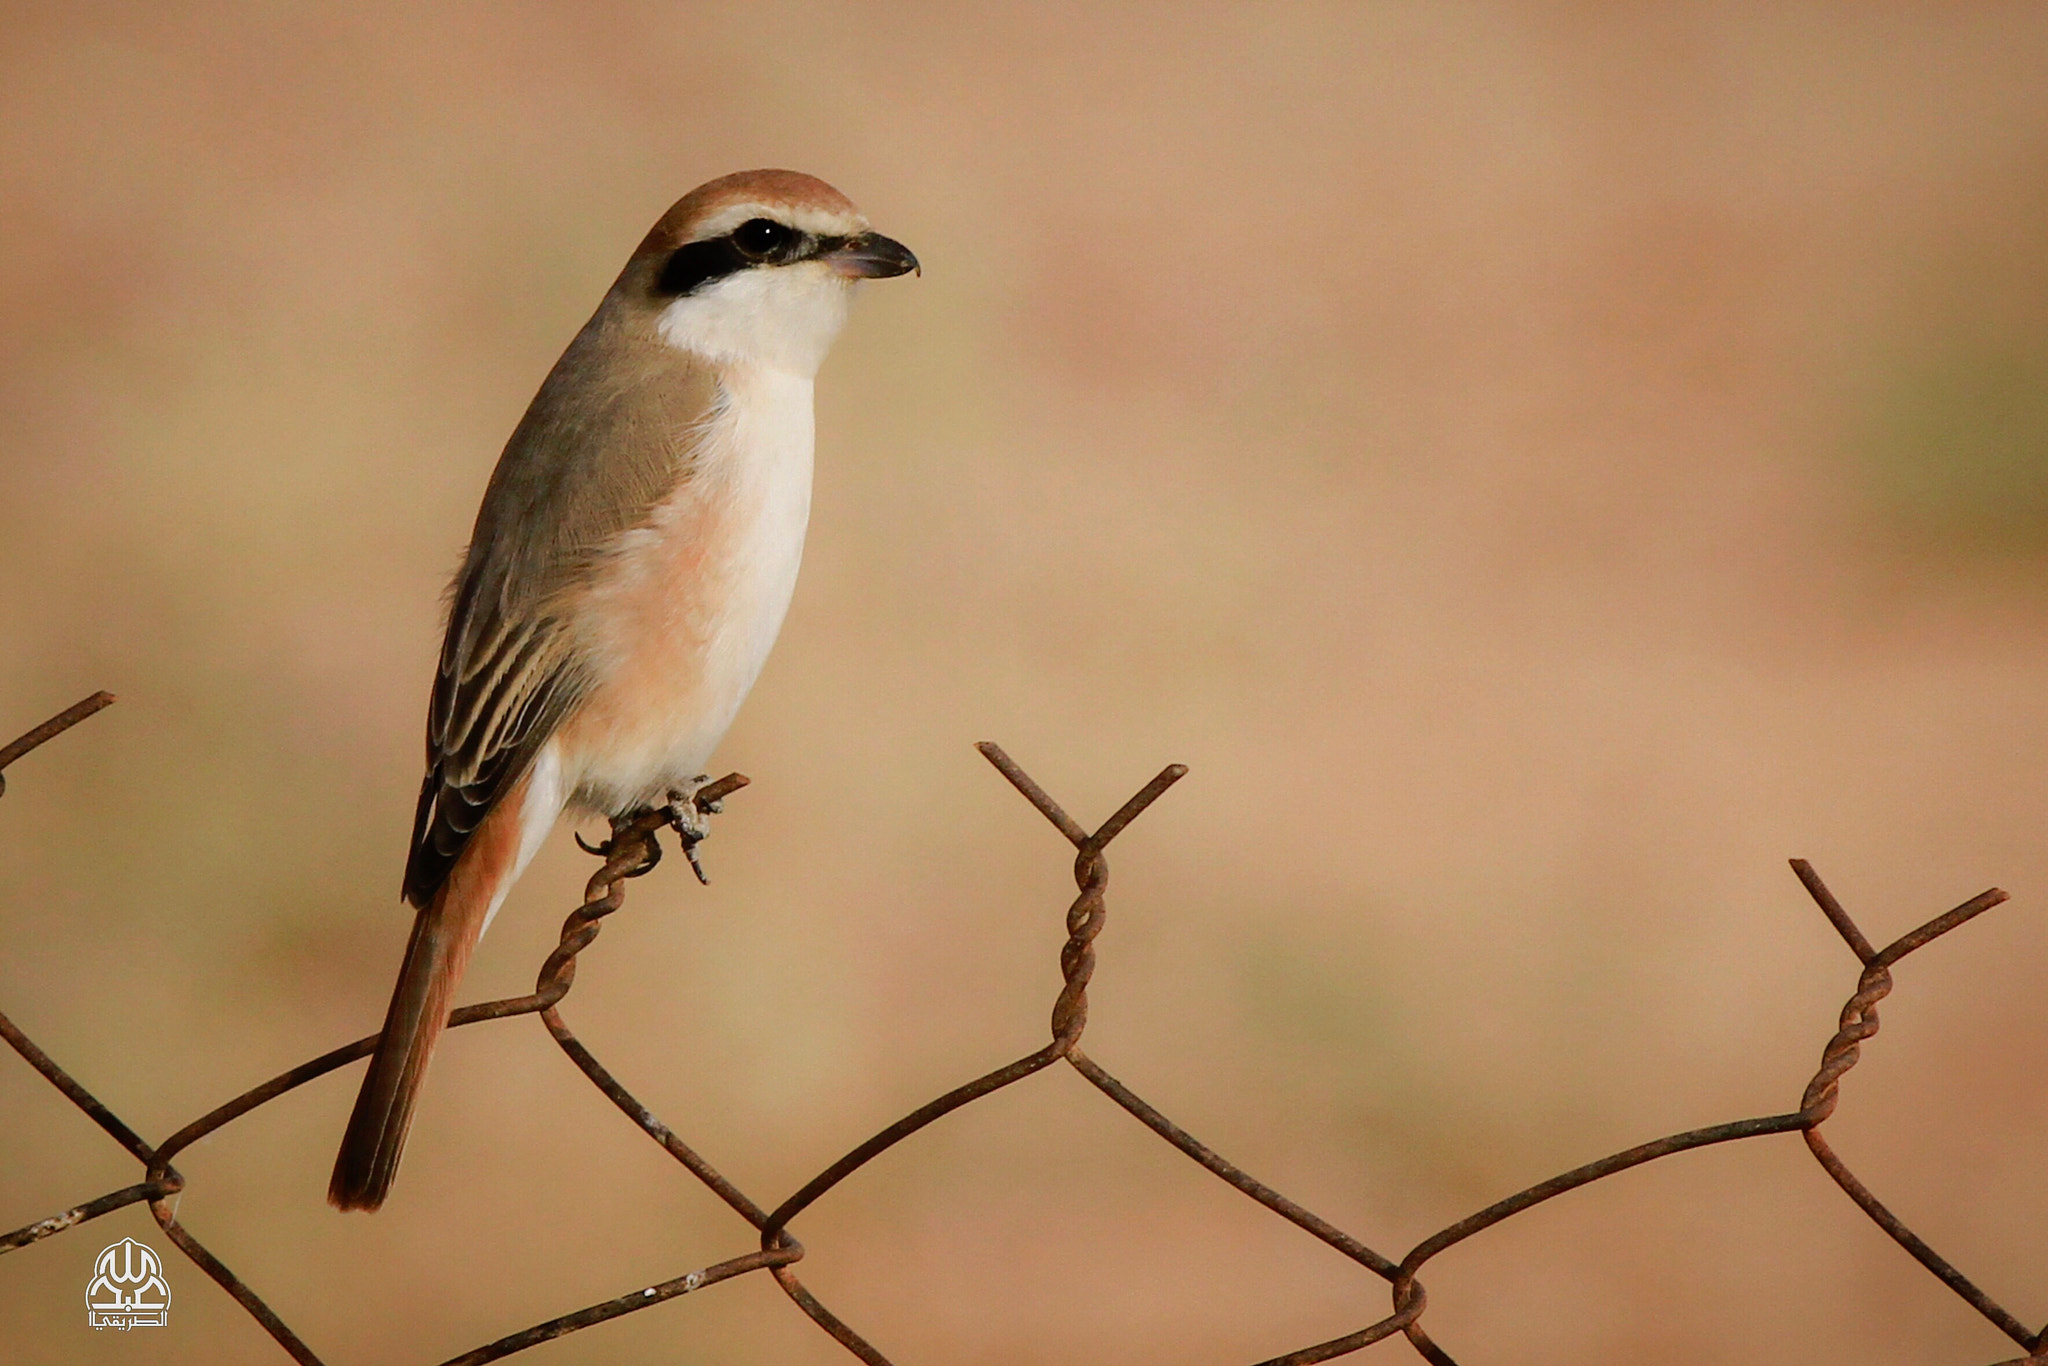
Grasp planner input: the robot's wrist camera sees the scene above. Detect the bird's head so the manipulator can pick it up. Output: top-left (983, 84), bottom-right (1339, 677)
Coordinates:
top-left (623, 169), bottom-right (917, 376)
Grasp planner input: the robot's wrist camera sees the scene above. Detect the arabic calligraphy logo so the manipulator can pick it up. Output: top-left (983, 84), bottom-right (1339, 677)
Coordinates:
top-left (86, 1237), bottom-right (170, 1330)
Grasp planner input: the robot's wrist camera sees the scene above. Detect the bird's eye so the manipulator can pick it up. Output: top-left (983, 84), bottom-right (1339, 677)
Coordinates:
top-left (731, 218), bottom-right (795, 260)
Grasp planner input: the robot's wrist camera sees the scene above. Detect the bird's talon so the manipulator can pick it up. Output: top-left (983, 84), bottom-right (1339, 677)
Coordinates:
top-left (663, 776), bottom-right (717, 845)
top-left (572, 775), bottom-right (743, 880)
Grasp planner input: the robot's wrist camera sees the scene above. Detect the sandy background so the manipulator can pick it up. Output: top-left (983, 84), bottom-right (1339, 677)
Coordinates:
top-left (4, 4), bottom-right (2048, 1364)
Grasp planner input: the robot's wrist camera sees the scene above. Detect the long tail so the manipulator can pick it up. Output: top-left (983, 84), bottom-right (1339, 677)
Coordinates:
top-left (328, 788), bottom-right (526, 1212)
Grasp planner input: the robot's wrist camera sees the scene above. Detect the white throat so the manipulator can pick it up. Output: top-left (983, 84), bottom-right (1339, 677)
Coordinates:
top-left (655, 260), bottom-right (852, 376)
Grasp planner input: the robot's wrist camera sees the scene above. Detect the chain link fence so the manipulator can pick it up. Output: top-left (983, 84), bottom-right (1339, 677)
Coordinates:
top-left (2, 692), bottom-right (2042, 1365)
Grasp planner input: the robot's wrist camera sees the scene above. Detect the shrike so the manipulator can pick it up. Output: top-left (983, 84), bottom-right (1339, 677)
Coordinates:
top-left (329, 170), bottom-right (917, 1211)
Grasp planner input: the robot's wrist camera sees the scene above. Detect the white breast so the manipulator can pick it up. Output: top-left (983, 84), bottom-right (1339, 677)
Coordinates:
top-left (558, 363), bottom-right (815, 814)
top-left (691, 364), bottom-right (815, 737)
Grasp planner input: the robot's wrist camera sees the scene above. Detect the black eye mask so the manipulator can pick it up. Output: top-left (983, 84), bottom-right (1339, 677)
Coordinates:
top-left (656, 218), bottom-right (850, 298)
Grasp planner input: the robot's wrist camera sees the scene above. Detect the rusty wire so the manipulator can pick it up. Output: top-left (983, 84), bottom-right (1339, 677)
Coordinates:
top-left (2, 692), bottom-right (2043, 1365)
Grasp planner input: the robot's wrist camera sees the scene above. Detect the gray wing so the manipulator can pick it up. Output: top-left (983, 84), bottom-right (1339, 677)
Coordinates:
top-left (402, 304), bottom-right (718, 908)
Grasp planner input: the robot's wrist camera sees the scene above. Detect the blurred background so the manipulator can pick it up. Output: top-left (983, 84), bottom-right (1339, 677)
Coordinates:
top-left (3, 4), bottom-right (2047, 1363)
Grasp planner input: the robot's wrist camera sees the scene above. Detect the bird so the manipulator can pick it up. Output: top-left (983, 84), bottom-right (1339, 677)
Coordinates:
top-left (328, 169), bottom-right (918, 1212)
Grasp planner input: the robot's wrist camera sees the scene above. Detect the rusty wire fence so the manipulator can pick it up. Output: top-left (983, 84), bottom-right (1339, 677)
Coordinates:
top-left (1, 691), bottom-right (2043, 1365)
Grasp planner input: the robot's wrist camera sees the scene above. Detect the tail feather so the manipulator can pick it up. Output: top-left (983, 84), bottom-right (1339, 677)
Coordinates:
top-left (329, 787), bottom-right (525, 1212)
top-left (326, 892), bottom-right (485, 1210)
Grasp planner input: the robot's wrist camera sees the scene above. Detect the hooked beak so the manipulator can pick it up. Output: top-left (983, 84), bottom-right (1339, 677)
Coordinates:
top-left (824, 232), bottom-right (920, 279)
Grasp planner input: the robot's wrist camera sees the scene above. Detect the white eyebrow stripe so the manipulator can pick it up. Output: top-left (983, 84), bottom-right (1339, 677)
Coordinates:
top-left (684, 201), bottom-right (868, 242)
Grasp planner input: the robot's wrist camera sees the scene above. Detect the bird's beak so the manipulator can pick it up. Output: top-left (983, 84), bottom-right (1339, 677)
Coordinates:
top-left (824, 232), bottom-right (920, 279)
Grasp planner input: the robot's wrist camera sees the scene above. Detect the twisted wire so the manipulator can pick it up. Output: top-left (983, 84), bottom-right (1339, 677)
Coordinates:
top-left (1, 695), bottom-right (2042, 1366)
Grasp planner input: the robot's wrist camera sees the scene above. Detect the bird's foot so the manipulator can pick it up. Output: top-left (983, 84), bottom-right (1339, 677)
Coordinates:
top-left (576, 772), bottom-right (750, 885)
top-left (664, 773), bottom-right (746, 885)
top-left (666, 774), bottom-right (714, 839)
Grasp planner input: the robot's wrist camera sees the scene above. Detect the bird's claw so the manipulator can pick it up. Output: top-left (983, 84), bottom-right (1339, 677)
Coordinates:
top-left (577, 772), bottom-right (748, 887)
top-left (665, 775), bottom-right (718, 885)
top-left (665, 774), bottom-right (716, 841)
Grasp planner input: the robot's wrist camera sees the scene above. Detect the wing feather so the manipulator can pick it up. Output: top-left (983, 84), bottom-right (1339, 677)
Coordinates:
top-left (401, 298), bottom-right (720, 909)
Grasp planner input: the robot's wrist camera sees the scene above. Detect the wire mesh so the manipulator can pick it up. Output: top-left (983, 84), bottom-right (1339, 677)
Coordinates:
top-left (2, 692), bottom-right (2042, 1365)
